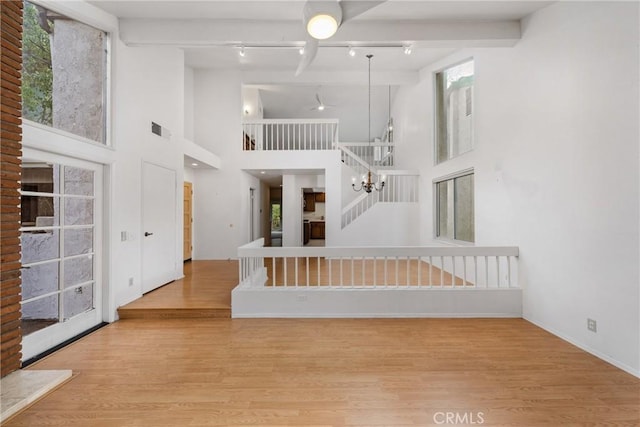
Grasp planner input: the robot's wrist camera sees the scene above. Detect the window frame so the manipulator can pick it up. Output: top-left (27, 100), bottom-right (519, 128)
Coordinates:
top-left (433, 168), bottom-right (475, 244)
top-left (24, 0), bottom-right (113, 147)
top-left (433, 58), bottom-right (475, 166)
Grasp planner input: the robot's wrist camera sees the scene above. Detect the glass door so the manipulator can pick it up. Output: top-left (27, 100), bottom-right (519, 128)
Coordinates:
top-left (20, 150), bottom-right (102, 361)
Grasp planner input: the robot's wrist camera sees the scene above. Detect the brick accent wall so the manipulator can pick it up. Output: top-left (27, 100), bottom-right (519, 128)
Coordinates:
top-left (0, 0), bottom-right (24, 378)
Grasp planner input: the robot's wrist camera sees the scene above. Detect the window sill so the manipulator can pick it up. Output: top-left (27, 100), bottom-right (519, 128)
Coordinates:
top-left (433, 237), bottom-right (475, 247)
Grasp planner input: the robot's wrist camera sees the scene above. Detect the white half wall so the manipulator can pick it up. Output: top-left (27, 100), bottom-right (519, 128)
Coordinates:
top-left (393, 2), bottom-right (639, 375)
top-left (232, 287), bottom-right (522, 318)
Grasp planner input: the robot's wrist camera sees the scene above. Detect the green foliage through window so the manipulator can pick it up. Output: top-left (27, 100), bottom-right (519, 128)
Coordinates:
top-left (22, 1), bottom-right (54, 126)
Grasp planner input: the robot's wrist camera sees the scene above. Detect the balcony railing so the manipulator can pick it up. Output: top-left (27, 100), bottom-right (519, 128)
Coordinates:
top-left (238, 239), bottom-right (519, 289)
top-left (242, 119), bottom-right (339, 151)
top-left (342, 170), bottom-right (420, 228)
top-left (338, 142), bottom-right (394, 167)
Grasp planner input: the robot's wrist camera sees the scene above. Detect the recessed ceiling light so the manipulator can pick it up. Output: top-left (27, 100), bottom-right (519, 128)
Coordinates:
top-left (403, 45), bottom-right (413, 55)
top-left (299, 46), bottom-right (305, 55)
top-left (348, 46), bottom-right (356, 57)
top-left (260, 171), bottom-right (266, 174)
top-left (191, 163), bottom-right (198, 167)
top-left (239, 46), bottom-right (246, 57)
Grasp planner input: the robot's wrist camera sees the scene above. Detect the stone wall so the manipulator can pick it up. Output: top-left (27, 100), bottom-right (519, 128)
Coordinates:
top-left (1, 0), bottom-right (24, 378)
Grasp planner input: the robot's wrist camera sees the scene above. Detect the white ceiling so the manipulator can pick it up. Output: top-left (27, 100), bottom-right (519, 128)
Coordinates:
top-left (89, 0), bottom-right (551, 178)
top-left (89, 1), bottom-right (549, 21)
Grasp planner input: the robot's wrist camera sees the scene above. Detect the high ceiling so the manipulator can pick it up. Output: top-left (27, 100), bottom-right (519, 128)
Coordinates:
top-left (89, 1), bottom-right (551, 147)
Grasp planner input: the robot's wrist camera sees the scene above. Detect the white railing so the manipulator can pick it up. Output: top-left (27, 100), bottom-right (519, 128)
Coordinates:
top-left (342, 170), bottom-right (420, 228)
top-left (238, 241), bottom-right (519, 289)
top-left (238, 238), bottom-right (268, 287)
top-left (338, 142), bottom-right (394, 167)
top-left (242, 119), bottom-right (339, 151)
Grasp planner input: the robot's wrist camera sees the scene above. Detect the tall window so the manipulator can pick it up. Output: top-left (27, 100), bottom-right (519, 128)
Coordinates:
top-left (435, 171), bottom-right (474, 243)
top-left (435, 60), bottom-right (474, 164)
top-left (21, 161), bottom-right (97, 335)
top-left (22, 1), bottom-right (107, 143)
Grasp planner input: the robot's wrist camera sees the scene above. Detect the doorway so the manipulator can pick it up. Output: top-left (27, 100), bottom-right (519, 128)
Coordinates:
top-left (183, 182), bottom-right (193, 261)
top-left (20, 150), bottom-right (103, 361)
top-left (142, 162), bottom-right (177, 293)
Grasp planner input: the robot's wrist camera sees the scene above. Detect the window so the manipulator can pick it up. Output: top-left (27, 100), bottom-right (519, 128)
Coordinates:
top-left (22, 1), bottom-right (108, 143)
top-left (435, 171), bottom-right (474, 242)
top-left (20, 161), bottom-right (97, 334)
top-left (435, 60), bottom-right (474, 164)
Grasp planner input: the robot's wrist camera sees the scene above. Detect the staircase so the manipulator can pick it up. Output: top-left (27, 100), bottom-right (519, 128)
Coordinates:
top-left (338, 142), bottom-right (419, 228)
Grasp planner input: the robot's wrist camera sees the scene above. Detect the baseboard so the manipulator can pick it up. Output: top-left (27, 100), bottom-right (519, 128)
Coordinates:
top-left (524, 316), bottom-right (640, 378)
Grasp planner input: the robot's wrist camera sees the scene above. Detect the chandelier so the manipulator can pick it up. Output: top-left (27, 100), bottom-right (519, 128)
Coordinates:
top-left (353, 54), bottom-right (385, 193)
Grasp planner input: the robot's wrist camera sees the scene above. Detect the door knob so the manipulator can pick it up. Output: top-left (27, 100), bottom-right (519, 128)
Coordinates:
top-left (144, 232), bottom-right (153, 237)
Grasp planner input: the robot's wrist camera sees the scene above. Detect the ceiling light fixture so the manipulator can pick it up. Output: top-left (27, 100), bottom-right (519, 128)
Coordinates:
top-left (239, 45), bottom-right (246, 57)
top-left (191, 163), bottom-right (198, 167)
top-left (307, 14), bottom-right (339, 39)
top-left (353, 54), bottom-right (385, 194)
top-left (304, 1), bottom-right (342, 40)
top-left (348, 46), bottom-right (356, 57)
top-left (403, 45), bottom-right (413, 55)
top-left (299, 46), bottom-right (305, 55)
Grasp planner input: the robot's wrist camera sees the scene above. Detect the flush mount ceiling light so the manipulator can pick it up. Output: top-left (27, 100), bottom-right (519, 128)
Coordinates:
top-left (304, 2), bottom-right (342, 40)
top-left (296, 0), bottom-right (386, 76)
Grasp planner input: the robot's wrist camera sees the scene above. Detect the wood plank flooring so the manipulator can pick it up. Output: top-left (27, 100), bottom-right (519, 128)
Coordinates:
top-left (6, 318), bottom-right (639, 426)
top-left (117, 260), bottom-right (237, 319)
top-left (7, 260), bottom-right (639, 426)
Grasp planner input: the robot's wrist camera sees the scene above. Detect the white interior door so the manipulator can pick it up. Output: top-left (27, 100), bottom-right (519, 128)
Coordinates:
top-left (142, 162), bottom-right (176, 293)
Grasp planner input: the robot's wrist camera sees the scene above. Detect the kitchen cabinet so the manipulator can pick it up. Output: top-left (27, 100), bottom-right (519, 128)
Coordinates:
top-left (310, 221), bottom-right (325, 239)
top-left (314, 192), bottom-right (325, 203)
top-left (303, 221), bottom-right (310, 244)
top-left (303, 193), bottom-right (315, 212)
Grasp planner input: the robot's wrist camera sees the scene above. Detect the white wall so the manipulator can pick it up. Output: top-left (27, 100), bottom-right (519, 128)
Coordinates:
top-left (393, 2), bottom-right (639, 375)
top-left (184, 66), bottom-right (195, 141)
top-left (332, 203), bottom-right (420, 247)
top-left (183, 166), bottom-right (195, 183)
top-left (192, 70), bottom-right (263, 259)
top-left (111, 43), bottom-right (186, 309)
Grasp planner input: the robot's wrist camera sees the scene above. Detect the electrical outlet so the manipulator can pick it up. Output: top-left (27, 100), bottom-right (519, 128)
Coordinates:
top-left (587, 318), bottom-right (597, 333)
top-left (128, 277), bottom-right (134, 287)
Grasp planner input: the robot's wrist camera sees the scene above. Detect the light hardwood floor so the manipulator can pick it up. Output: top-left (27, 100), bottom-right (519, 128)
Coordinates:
top-left (5, 261), bottom-right (639, 426)
top-left (117, 260), bottom-right (237, 319)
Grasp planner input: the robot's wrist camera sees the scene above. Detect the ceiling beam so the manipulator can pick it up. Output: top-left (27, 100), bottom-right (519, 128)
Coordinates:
top-left (241, 70), bottom-right (419, 86)
top-left (119, 18), bottom-right (521, 48)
